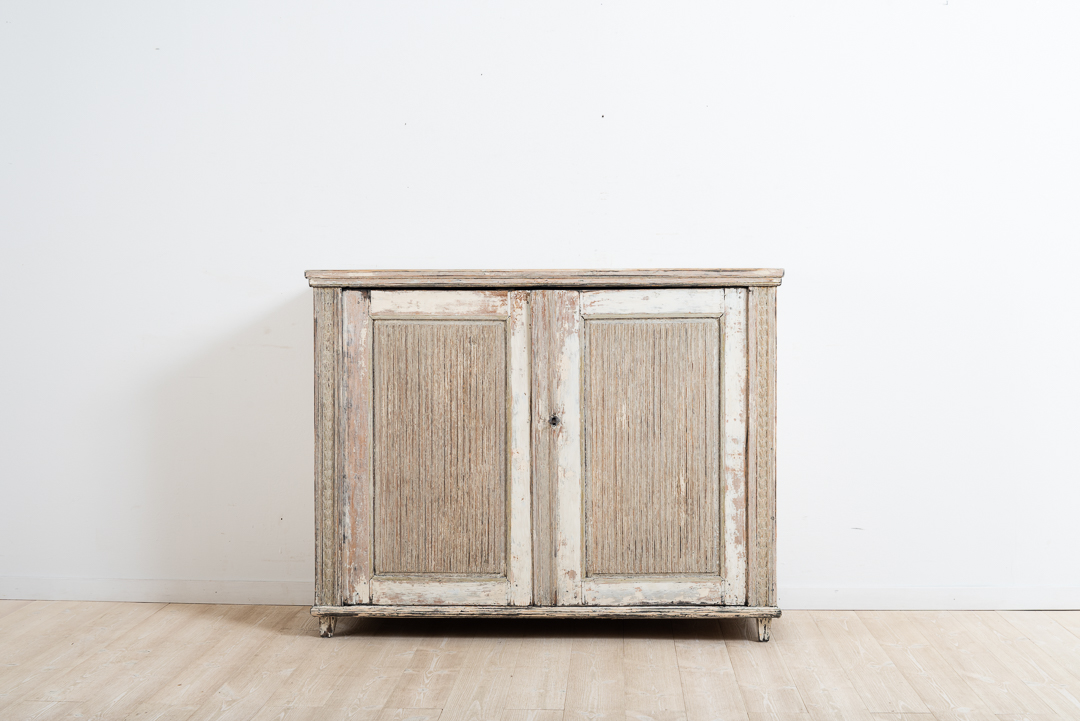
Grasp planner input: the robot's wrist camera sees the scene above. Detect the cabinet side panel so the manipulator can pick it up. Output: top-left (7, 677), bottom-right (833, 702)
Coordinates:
top-left (747, 286), bottom-right (777, 607)
top-left (722, 288), bottom-right (749, 605)
top-left (584, 319), bottom-right (721, 575)
top-left (373, 320), bottom-right (507, 574)
top-left (341, 290), bottom-right (372, 604)
top-left (314, 287), bottom-right (342, 606)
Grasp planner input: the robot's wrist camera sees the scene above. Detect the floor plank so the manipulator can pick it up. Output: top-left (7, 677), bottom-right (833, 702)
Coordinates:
top-left (908, 612), bottom-right (1057, 717)
top-left (856, 611), bottom-right (997, 721)
top-left (955, 611), bottom-right (1080, 719)
top-left (673, 619), bottom-right (749, 721)
top-left (721, 618), bottom-right (806, 715)
top-left (563, 621), bottom-right (626, 716)
top-left (774, 611), bottom-right (874, 721)
top-left (809, 612), bottom-right (927, 715)
top-left (2, 605), bottom-right (1080, 721)
top-left (505, 622), bottom-right (573, 711)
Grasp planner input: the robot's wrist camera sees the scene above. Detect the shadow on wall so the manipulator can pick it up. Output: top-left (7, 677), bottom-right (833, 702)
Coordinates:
top-left (143, 291), bottom-right (314, 604)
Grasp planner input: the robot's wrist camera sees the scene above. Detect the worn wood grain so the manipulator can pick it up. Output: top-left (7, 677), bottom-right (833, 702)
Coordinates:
top-left (307, 268), bottom-right (785, 288)
top-left (371, 290), bottom-right (510, 317)
top-left (370, 579), bottom-right (510, 606)
top-left (581, 578), bottom-right (726, 606)
top-left (530, 291), bottom-right (560, 606)
top-left (747, 286), bottom-right (777, 608)
top-left (581, 289), bottom-right (725, 316)
top-left (313, 274), bottom-right (779, 619)
top-left (311, 605), bottom-right (781, 619)
top-left (584, 318), bottom-right (721, 576)
top-left (530, 290), bottom-right (584, 606)
top-left (314, 286), bottom-right (342, 607)
top-left (373, 320), bottom-right (507, 575)
top-left (341, 289), bottom-right (373, 605)
top-left (722, 288), bottom-right (749, 606)
top-left (507, 290), bottom-right (532, 607)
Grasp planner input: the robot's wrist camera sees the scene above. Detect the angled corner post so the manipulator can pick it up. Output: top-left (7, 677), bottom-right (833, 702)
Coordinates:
top-left (747, 285), bottom-right (778, 641)
top-left (313, 287), bottom-right (342, 619)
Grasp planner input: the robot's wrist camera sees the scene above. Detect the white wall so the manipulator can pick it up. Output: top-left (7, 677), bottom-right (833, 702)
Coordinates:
top-left (2, 1), bottom-right (1078, 610)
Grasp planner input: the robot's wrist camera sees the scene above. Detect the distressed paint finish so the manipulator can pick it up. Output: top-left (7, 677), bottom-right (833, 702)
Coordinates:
top-left (307, 268), bottom-right (785, 288)
top-left (553, 293), bottom-right (583, 606)
top-left (312, 604), bottom-right (782, 619)
top-left (370, 578), bottom-right (510, 606)
top-left (722, 287), bottom-right (749, 605)
top-left (582, 578), bottom-right (727, 606)
top-left (530, 291), bottom-right (559, 606)
top-left (340, 290), bottom-right (372, 604)
top-left (370, 290), bottom-right (509, 317)
top-left (747, 286), bottom-right (778, 608)
top-left (530, 291), bottom-right (584, 606)
top-left (373, 320), bottom-right (507, 575)
top-left (581, 288), bottom-right (725, 316)
top-left (507, 290), bottom-right (532, 606)
top-left (309, 271), bottom-right (781, 627)
top-left (584, 318), bottom-right (721, 575)
top-left (313, 287), bottom-right (341, 607)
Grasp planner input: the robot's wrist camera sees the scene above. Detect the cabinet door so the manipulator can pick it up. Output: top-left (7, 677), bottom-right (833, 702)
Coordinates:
top-left (532, 289), bottom-right (750, 606)
top-left (341, 290), bottom-right (531, 606)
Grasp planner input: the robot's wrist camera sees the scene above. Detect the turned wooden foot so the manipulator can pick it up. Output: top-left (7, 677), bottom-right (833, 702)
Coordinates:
top-left (756, 618), bottom-right (771, 642)
top-left (319, 616), bottom-right (337, 638)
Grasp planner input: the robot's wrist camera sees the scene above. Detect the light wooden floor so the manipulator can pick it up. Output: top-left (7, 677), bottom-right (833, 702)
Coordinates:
top-left (1, 602), bottom-right (1079, 721)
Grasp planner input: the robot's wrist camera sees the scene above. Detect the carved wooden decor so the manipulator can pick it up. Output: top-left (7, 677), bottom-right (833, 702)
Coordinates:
top-left (306, 269), bottom-right (782, 640)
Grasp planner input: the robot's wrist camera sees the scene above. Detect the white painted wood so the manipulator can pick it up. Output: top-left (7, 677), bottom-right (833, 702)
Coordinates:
top-left (722, 287), bottom-right (749, 605)
top-left (575, 289), bottom-right (747, 608)
top-left (581, 288), bottom-right (725, 316)
top-left (370, 578), bottom-right (510, 606)
top-left (507, 290), bottom-right (532, 606)
top-left (313, 604), bottom-right (781, 618)
top-left (555, 291), bottom-right (584, 605)
top-left (308, 268), bottom-right (785, 288)
top-left (366, 289), bottom-right (526, 606)
top-left (370, 290), bottom-right (509, 317)
top-left (582, 578), bottom-right (726, 606)
top-left (341, 289), bottom-right (372, 605)
top-left (312, 273), bottom-right (780, 624)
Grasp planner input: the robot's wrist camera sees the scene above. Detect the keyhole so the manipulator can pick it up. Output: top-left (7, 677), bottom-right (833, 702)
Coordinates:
top-left (549, 415), bottom-right (560, 427)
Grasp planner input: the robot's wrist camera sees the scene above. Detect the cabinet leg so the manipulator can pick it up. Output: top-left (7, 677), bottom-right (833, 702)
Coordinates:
top-left (756, 618), bottom-right (771, 642)
top-left (319, 616), bottom-right (336, 638)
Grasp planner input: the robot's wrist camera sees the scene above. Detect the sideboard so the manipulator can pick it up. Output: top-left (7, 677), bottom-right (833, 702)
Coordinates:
top-left (305, 269), bottom-right (781, 640)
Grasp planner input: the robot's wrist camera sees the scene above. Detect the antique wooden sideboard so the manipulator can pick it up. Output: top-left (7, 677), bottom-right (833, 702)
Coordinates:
top-left (305, 269), bottom-right (781, 640)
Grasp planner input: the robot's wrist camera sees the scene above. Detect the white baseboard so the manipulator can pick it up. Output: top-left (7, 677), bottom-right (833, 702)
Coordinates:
top-left (780, 586), bottom-right (1080, 610)
top-left (0, 577), bottom-right (313, 605)
top-left (2, 578), bottom-right (1078, 609)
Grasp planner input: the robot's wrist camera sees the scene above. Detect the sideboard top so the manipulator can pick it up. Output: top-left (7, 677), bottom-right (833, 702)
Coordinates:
top-left (305, 268), bottom-right (784, 289)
